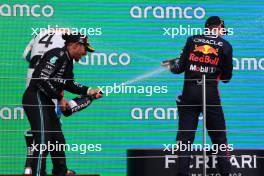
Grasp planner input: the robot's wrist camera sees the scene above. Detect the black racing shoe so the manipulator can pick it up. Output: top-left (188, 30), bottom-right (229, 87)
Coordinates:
top-left (66, 169), bottom-right (76, 175)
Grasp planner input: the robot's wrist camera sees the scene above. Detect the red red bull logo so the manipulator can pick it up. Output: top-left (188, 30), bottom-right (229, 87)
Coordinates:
top-left (189, 53), bottom-right (219, 66)
top-left (194, 45), bottom-right (218, 56)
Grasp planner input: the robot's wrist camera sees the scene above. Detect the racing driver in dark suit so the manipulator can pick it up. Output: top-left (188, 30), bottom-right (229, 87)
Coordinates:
top-left (165, 16), bottom-right (233, 176)
top-left (22, 33), bottom-right (102, 176)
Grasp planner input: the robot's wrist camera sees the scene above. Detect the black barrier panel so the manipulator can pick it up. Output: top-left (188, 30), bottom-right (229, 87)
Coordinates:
top-left (127, 149), bottom-right (264, 176)
top-left (0, 174), bottom-right (100, 176)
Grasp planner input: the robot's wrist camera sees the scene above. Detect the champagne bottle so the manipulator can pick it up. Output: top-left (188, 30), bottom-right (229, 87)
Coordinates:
top-left (62, 94), bottom-right (96, 117)
top-left (161, 58), bottom-right (179, 67)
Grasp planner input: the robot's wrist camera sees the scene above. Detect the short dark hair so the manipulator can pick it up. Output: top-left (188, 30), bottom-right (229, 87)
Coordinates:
top-left (205, 16), bottom-right (225, 28)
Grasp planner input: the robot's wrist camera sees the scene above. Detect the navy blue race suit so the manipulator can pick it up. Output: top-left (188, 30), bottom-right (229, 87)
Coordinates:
top-left (170, 34), bottom-right (233, 176)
